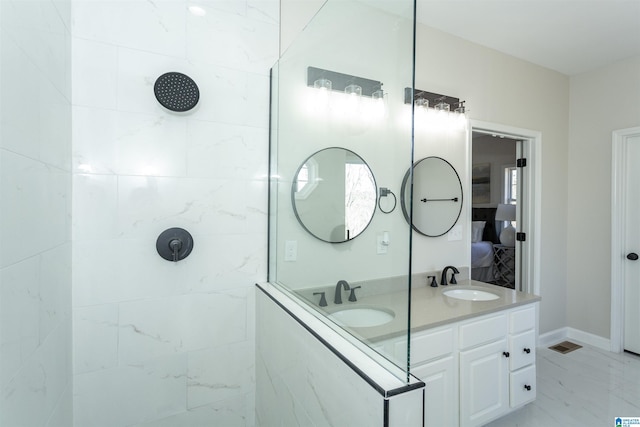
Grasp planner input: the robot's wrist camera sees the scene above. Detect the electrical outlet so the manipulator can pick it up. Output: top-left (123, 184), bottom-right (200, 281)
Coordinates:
top-left (284, 240), bottom-right (297, 261)
top-left (377, 234), bottom-right (388, 254)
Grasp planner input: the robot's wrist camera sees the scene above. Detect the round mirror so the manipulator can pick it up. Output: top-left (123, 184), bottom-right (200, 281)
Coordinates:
top-left (401, 156), bottom-right (463, 237)
top-left (292, 148), bottom-right (377, 243)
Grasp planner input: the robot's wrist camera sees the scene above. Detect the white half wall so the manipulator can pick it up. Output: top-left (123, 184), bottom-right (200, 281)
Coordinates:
top-left (256, 283), bottom-right (424, 427)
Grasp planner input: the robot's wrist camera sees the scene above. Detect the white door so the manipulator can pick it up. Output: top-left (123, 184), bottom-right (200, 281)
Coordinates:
top-left (624, 134), bottom-right (640, 354)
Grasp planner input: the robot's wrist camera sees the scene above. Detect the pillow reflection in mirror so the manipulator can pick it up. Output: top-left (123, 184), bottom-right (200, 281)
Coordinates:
top-left (471, 221), bottom-right (486, 243)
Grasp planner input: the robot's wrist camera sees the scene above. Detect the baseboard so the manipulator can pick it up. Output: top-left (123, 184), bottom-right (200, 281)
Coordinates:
top-left (538, 327), bottom-right (611, 351)
top-left (566, 327), bottom-right (611, 351)
top-left (538, 327), bottom-right (568, 348)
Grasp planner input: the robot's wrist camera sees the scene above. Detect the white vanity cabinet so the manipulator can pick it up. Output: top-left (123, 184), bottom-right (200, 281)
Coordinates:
top-left (458, 305), bottom-right (537, 427)
top-left (459, 313), bottom-right (510, 427)
top-left (374, 302), bottom-right (538, 427)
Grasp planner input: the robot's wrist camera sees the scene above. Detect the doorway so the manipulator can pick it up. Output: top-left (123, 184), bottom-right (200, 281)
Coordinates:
top-left (610, 126), bottom-right (640, 354)
top-left (469, 121), bottom-right (541, 295)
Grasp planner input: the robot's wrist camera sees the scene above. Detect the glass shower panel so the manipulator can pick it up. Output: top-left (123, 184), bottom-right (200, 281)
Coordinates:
top-left (268, 0), bottom-right (416, 381)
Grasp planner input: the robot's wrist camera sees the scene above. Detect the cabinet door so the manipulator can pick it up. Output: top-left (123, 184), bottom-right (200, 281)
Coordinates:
top-left (412, 356), bottom-right (457, 427)
top-left (459, 339), bottom-right (509, 427)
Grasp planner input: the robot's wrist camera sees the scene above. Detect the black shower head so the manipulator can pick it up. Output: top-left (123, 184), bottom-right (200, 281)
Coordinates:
top-left (154, 72), bottom-right (200, 112)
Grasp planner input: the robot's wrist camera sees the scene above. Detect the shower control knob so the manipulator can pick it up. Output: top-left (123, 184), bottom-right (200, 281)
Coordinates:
top-left (169, 239), bottom-right (183, 261)
top-left (156, 228), bottom-right (194, 262)
top-left (627, 252), bottom-right (639, 261)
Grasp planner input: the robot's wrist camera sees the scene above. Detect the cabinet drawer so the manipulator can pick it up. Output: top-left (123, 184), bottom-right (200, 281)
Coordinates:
top-left (411, 327), bottom-right (454, 365)
top-left (509, 305), bottom-right (536, 334)
top-left (509, 330), bottom-right (536, 371)
top-left (394, 326), bottom-right (454, 365)
top-left (510, 365), bottom-right (536, 408)
top-left (459, 313), bottom-right (507, 349)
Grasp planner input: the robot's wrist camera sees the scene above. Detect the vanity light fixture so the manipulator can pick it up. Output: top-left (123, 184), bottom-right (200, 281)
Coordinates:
top-left (307, 66), bottom-right (383, 97)
top-left (368, 88), bottom-right (387, 118)
top-left (415, 96), bottom-right (429, 108)
top-left (434, 96), bottom-right (450, 112)
top-left (345, 84), bottom-right (362, 96)
top-left (313, 78), bottom-right (332, 91)
top-left (404, 87), bottom-right (465, 114)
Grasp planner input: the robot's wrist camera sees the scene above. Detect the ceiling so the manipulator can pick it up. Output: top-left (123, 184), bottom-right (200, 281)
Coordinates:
top-left (415, 0), bottom-right (640, 76)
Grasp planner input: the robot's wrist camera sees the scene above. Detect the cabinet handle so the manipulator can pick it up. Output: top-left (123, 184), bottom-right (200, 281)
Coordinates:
top-left (524, 385), bottom-right (531, 391)
top-left (502, 351), bottom-right (510, 358)
top-left (523, 347), bottom-right (531, 354)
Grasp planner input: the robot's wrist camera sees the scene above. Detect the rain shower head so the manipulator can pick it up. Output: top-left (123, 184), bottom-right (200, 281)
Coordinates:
top-left (154, 72), bottom-right (200, 112)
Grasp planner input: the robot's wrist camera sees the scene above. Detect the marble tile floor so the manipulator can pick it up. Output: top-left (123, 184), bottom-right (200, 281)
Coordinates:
top-left (486, 342), bottom-right (640, 426)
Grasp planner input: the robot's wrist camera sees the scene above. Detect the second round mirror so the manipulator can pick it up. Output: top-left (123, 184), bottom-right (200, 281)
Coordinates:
top-left (401, 156), bottom-right (463, 237)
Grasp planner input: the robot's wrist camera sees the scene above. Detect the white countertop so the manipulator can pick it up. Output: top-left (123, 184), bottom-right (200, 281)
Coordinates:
top-left (321, 280), bottom-right (541, 343)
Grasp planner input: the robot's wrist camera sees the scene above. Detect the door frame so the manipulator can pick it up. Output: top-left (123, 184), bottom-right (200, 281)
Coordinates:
top-left (610, 126), bottom-right (640, 353)
top-left (469, 120), bottom-right (542, 295)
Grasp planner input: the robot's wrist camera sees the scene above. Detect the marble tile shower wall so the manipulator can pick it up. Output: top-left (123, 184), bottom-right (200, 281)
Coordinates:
top-left (71, 1), bottom-right (278, 425)
top-left (0, 0), bottom-right (73, 425)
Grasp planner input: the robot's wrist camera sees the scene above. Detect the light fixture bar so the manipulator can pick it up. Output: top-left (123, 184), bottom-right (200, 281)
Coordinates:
top-left (308, 67), bottom-right (383, 97)
top-left (404, 87), bottom-right (460, 110)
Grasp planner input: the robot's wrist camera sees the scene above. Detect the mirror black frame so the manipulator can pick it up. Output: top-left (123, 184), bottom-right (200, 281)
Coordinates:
top-left (291, 147), bottom-right (377, 243)
top-left (401, 156), bottom-right (463, 237)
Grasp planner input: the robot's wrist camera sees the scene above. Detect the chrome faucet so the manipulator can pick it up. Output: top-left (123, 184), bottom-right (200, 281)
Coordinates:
top-left (441, 266), bottom-right (460, 286)
top-left (334, 280), bottom-right (350, 304)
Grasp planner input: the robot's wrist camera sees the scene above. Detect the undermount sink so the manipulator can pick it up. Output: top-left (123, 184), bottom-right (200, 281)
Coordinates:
top-left (443, 288), bottom-right (500, 301)
top-left (328, 307), bottom-right (395, 328)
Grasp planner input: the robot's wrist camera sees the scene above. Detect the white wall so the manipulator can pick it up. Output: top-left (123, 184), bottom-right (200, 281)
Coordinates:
top-left (567, 55), bottom-right (640, 339)
top-left (414, 23), bottom-right (570, 335)
top-left (0, 0), bottom-right (73, 425)
top-left (70, 1), bottom-right (278, 425)
top-left (279, 0), bottom-right (325, 55)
